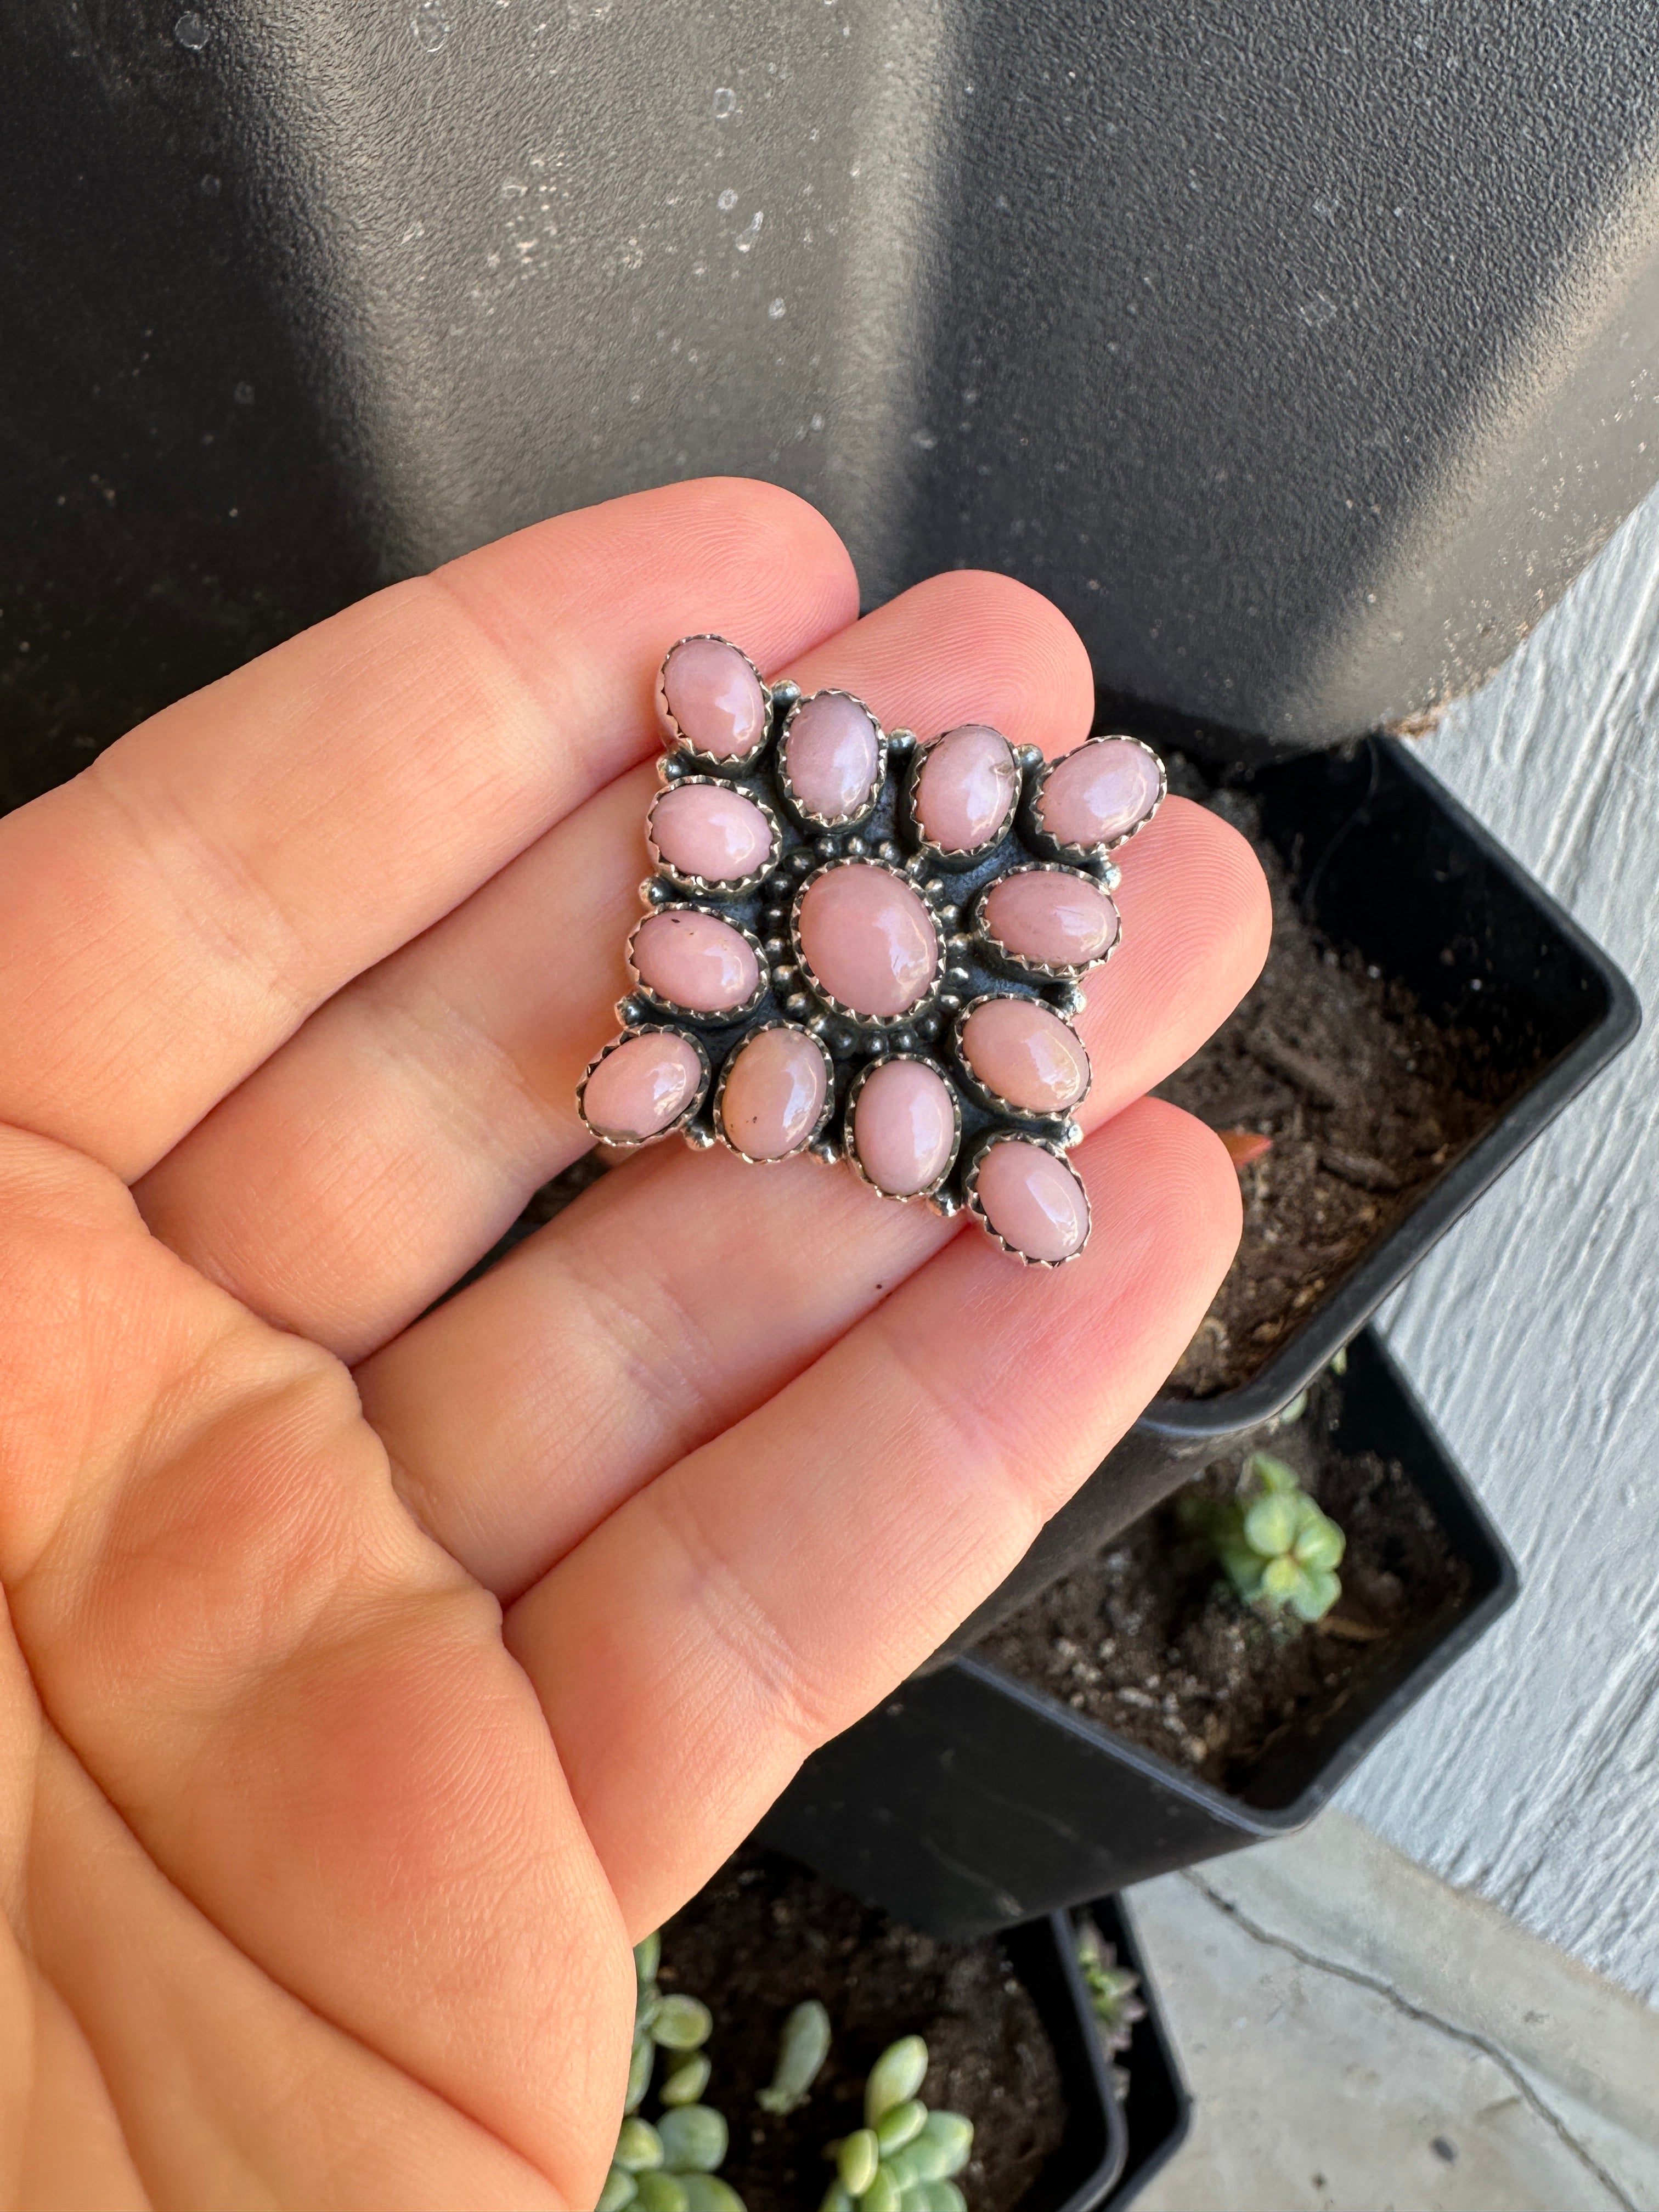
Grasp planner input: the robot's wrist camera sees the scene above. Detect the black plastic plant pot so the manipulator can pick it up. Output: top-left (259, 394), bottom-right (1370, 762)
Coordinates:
top-left (1005, 1914), bottom-right (1130, 2212)
top-left (934, 735), bottom-right (1638, 1654)
top-left (759, 1328), bottom-right (1519, 1940)
top-left (661, 1845), bottom-right (1127, 2212)
top-left (1080, 1898), bottom-right (1191, 2211)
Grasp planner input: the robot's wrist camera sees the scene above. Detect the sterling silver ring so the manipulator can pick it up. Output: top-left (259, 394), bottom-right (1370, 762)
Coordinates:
top-left (575, 636), bottom-right (1165, 1265)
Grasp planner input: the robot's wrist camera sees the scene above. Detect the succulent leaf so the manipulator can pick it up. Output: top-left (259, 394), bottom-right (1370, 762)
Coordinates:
top-left (635, 2177), bottom-right (690, 2212)
top-left (861, 2166), bottom-right (902, 2212)
top-left (652, 1995), bottom-right (714, 2051)
top-left (874, 2098), bottom-right (927, 2153)
top-left (911, 2183), bottom-right (968, 2212)
top-left (615, 2119), bottom-right (664, 2174)
top-left (1290, 1565), bottom-right (1341, 1621)
top-left (1248, 1452), bottom-right (1300, 1494)
top-left (661, 2054), bottom-right (712, 2108)
top-left (657, 2105), bottom-right (729, 2175)
top-left (625, 2032), bottom-right (656, 2117)
top-left (678, 2179), bottom-right (746, 2212)
top-left (598, 2169), bottom-right (639, 2212)
top-left (864, 2036), bottom-right (929, 2126)
top-left (634, 1932), bottom-right (662, 1984)
top-left (836, 2130), bottom-right (880, 2197)
top-left (755, 1999), bottom-right (832, 2114)
top-left (1293, 1511), bottom-right (1345, 1572)
top-left (1243, 1492), bottom-right (1298, 1557)
top-left (916, 2111), bottom-right (973, 2180)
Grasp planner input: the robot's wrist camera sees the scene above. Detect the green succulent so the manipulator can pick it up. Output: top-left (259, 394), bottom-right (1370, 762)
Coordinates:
top-left (1186, 1451), bottom-right (1346, 1623)
top-left (820, 2038), bottom-right (972, 2212)
top-left (1075, 1920), bottom-right (1147, 2102)
top-left (757, 1999), bottom-right (832, 2115)
top-left (603, 1933), bottom-right (744, 2212)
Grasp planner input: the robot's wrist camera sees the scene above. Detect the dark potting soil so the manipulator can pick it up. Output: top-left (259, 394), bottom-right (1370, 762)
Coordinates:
top-left (1154, 762), bottom-right (1517, 1397)
top-left (975, 1377), bottom-right (1471, 1792)
top-left (659, 1846), bottom-right (1067, 2212)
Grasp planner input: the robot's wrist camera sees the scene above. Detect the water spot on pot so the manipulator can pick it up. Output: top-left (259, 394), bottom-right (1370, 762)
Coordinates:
top-left (412, 0), bottom-right (448, 51)
top-left (174, 11), bottom-right (210, 48)
top-left (713, 86), bottom-right (737, 118)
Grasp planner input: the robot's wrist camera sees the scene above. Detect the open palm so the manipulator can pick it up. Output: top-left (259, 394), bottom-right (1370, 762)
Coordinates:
top-left (0, 481), bottom-right (1267, 2209)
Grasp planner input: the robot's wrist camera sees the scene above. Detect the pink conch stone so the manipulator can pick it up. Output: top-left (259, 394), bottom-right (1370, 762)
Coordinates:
top-left (961, 997), bottom-right (1090, 1113)
top-left (633, 909), bottom-right (759, 1012)
top-left (583, 1030), bottom-right (704, 1143)
top-left (914, 724), bottom-right (1018, 851)
top-left (983, 870), bottom-right (1120, 968)
top-left (785, 692), bottom-right (882, 820)
top-left (650, 783), bottom-right (775, 882)
top-left (661, 636), bottom-right (768, 759)
top-left (854, 1058), bottom-right (957, 1195)
top-left (797, 864), bottom-right (940, 1018)
top-left (720, 1027), bottom-right (827, 1159)
top-left (975, 1139), bottom-right (1090, 1262)
top-left (1038, 738), bottom-right (1161, 848)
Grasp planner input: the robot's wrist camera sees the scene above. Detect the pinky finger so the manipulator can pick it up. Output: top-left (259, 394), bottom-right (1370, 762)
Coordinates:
top-left (504, 1097), bottom-right (1240, 1935)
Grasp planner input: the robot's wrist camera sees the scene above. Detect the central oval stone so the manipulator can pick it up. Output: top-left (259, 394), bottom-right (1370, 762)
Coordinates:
top-left (797, 863), bottom-right (940, 1019)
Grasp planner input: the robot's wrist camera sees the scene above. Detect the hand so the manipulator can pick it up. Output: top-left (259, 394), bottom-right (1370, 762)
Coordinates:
top-left (0, 481), bottom-right (1267, 2208)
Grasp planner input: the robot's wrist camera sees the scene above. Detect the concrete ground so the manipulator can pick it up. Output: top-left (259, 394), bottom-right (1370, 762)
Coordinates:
top-left (1122, 1810), bottom-right (1659, 2212)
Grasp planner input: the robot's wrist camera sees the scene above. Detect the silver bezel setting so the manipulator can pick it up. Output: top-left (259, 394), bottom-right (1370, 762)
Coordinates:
top-left (1026, 734), bottom-right (1169, 862)
top-left (646, 775), bottom-right (783, 900)
top-left (902, 726), bottom-right (1023, 870)
top-left (712, 1020), bottom-right (837, 1165)
top-left (971, 862), bottom-right (1123, 979)
top-left (963, 1129), bottom-right (1092, 1268)
top-left (627, 905), bottom-right (770, 1025)
top-left (952, 991), bottom-right (1092, 1126)
top-left (776, 688), bottom-right (889, 832)
top-left (577, 1025), bottom-right (712, 1152)
top-left (787, 855), bottom-right (950, 1038)
top-left (841, 1052), bottom-right (965, 1207)
top-left (655, 633), bottom-right (775, 776)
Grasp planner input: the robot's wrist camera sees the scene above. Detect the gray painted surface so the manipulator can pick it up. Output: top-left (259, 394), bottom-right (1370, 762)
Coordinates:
top-left (1129, 1810), bottom-right (1659, 2211)
top-left (1337, 484), bottom-right (1659, 2006)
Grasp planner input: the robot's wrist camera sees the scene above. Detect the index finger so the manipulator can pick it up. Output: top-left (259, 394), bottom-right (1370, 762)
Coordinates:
top-left (0, 479), bottom-right (856, 1178)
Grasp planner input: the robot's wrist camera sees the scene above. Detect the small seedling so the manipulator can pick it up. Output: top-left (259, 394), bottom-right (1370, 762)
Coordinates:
top-left (1075, 1920), bottom-right (1146, 2102)
top-left (602, 1934), bottom-right (746, 2212)
top-left (819, 2037), bottom-right (973, 2212)
top-left (1184, 1451), bottom-right (1346, 1623)
top-left (757, 1999), bottom-right (832, 2114)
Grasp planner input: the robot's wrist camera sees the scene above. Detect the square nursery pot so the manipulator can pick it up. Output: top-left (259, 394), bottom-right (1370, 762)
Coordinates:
top-left (759, 1328), bottom-right (1519, 1939)
top-left (931, 733), bottom-right (1638, 1656)
top-left (654, 1847), bottom-right (1127, 2212)
top-left (1076, 1897), bottom-right (1190, 2212)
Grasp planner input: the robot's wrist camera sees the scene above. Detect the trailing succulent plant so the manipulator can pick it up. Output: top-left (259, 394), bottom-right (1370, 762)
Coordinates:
top-left (820, 2036), bottom-right (974, 2212)
top-left (599, 1934), bottom-right (743, 2212)
top-left (1075, 1921), bottom-right (1147, 2103)
top-left (577, 633), bottom-right (1169, 1266)
top-left (1184, 1450), bottom-right (1346, 1623)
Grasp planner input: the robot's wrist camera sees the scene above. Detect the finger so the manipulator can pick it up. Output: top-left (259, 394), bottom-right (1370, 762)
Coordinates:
top-left (0, 1128), bottom-right (628, 2205)
top-left (504, 1099), bottom-right (1241, 1934)
top-left (0, 478), bottom-right (856, 1180)
top-left (136, 568), bottom-right (1098, 1358)
top-left (359, 794), bottom-right (1268, 1599)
